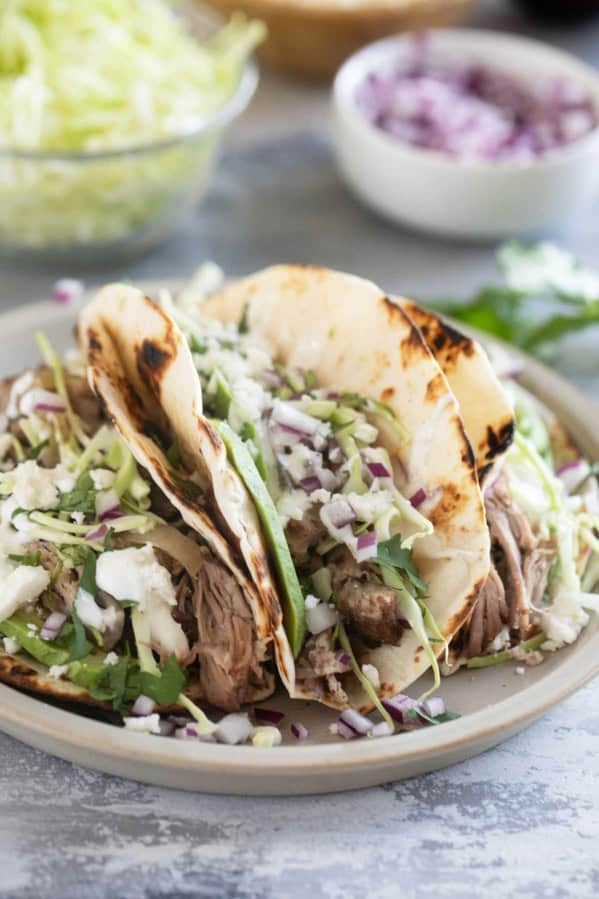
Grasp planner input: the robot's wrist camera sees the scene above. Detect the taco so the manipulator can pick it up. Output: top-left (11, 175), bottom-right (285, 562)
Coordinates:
top-left (129, 264), bottom-right (493, 714)
top-left (446, 376), bottom-right (599, 670)
top-left (0, 326), bottom-right (276, 724)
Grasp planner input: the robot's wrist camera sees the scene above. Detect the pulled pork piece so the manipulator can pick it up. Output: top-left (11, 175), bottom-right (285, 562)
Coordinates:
top-left (466, 563), bottom-right (509, 658)
top-left (193, 552), bottom-right (269, 711)
top-left (25, 540), bottom-right (78, 612)
top-left (65, 373), bottom-right (103, 433)
top-left (523, 541), bottom-right (555, 610)
top-left (296, 629), bottom-right (348, 706)
top-left (329, 547), bottom-right (405, 645)
top-left (485, 476), bottom-right (535, 631)
top-left (285, 507), bottom-right (328, 567)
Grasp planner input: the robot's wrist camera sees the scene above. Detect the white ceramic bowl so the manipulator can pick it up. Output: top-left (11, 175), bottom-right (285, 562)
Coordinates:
top-left (333, 30), bottom-right (599, 240)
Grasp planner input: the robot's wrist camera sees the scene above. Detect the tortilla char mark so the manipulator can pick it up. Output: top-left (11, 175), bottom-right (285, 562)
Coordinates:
top-left (483, 418), bottom-right (516, 462)
top-left (403, 302), bottom-right (476, 372)
top-left (445, 572), bottom-right (489, 638)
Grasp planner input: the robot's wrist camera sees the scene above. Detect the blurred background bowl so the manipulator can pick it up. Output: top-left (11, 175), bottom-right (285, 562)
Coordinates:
top-left (202, 0), bottom-right (474, 79)
top-left (0, 5), bottom-right (258, 269)
top-left (333, 29), bottom-right (599, 240)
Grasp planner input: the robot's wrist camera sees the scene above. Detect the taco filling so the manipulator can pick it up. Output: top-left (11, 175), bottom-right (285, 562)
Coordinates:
top-left (450, 380), bottom-right (599, 670)
top-left (0, 335), bottom-right (273, 719)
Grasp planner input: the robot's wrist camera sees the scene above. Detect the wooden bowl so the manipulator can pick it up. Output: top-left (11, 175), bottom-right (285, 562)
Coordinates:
top-left (202, 0), bottom-right (475, 79)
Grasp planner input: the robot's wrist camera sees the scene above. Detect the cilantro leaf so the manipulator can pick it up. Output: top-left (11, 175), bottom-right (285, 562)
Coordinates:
top-left (80, 551), bottom-right (97, 596)
top-left (59, 544), bottom-right (91, 567)
top-left (136, 655), bottom-right (187, 706)
top-left (67, 605), bottom-right (93, 662)
top-left (376, 535), bottom-right (428, 597)
top-left (26, 438), bottom-right (49, 461)
top-left (190, 335), bottom-right (207, 354)
top-left (8, 551), bottom-right (41, 566)
top-left (58, 471), bottom-right (97, 516)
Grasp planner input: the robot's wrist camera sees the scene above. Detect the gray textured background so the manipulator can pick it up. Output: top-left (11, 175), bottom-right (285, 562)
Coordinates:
top-left (1, 1), bottom-right (599, 896)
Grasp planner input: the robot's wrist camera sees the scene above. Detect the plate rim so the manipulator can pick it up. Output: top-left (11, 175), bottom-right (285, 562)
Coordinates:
top-left (0, 288), bottom-right (597, 783)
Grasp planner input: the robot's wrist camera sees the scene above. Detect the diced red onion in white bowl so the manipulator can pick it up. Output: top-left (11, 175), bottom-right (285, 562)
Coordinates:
top-left (254, 707), bottom-right (285, 725)
top-left (339, 708), bottom-right (374, 735)
top-left (336, 719), bottom-right (359, 740)
top-left (40, 611), bottom-right (67, 641)
top-left (131, 694), bottom-right (156, 717)
top-left (299, 475), bottom-right (322, 494)
top-left (370, 721), bottom-right (394, 738)
top-left (381, 693), bottom-right (419, 724)
top-left (291, 722), bottom-right (309, 740)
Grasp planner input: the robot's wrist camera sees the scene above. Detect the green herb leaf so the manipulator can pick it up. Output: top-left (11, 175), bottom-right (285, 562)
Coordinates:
top-left (376, 535), bottom-right (428, 597)
top-left (8, 551), bottom-right (41, 566)
top-left (26, 438), bottom-right (50, 461)
top-left (80, 551), bottom-right (97, 596)
top-left (117, 599), bottom-right (138, 609)
top-left (67, 605), bottom-right (93, 662)
top-left (136, 655), bottom-right (187, 706)
top-left (190, 335), bottom-right (207, 354)
top-left (58, 543), bottom-right (91, 567)
top-left (58, 471), bottom-right (97, 516)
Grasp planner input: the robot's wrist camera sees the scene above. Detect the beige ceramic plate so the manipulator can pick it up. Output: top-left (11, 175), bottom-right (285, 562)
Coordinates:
top-left (0, 292), bottom-right (597, 795)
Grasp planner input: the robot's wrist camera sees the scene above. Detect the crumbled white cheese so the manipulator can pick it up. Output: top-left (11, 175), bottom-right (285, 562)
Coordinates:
top-left (281, 443), bottom-right (321, 485)
top-left (90, 468), bottom-right (115, 491)
top-left (328, 723), bottom-right (339, 735)
top-left (96, 546), bottom-right (188, 660)
top-left (2, 636), bottom-right (20, 654)
top-left (346, 489), bottom-right (393, 524)
top-left (27, 622), bottom-right (38, 634)
top-left (48, 664), bottom-right (69, 679)
top-left (8, 460), bottom-right (75, 511)
top-left (75, 588), bottom-right (119, 634)
top-left (0, 567), bottom-right (50, 622)
top-left (123, 714), bottom-right (161, 735)
top-left (70, 511), bottom-right (85, 525)
top-left (515, 666), bottom-right (525, 676)
top-left (361, 664), bottom-right (381, 689)
top-left (306, 600), bottom-right (338, 635)
top-left (276, 488), bottom-right (313, 527)
top-left (251, 726), bottom-right (282, 748)
top-left (104, 652), bottom-right (118, 666)
top-left (304, 594), bottom-right (319, 610)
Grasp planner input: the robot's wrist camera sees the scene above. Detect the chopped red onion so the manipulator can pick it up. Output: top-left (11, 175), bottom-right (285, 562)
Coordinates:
top-left (271, 400), bottom-right (321, 436)
top-left (291, 722), bottom-right (309, 740)
top-left (254, 707), bottom-right (285, 725)
top-left (409, 488), bottom-right (427, 508)
top-left (355, 531), bottom-right (378, 562)
top-left (168, 715), bottom-right (191, 727)
top-left (86, 523), bottom-right (108, 542)
top-left (367, 461), bottom-right (391, 480)
top-left (52, 278), bottom-right (84, 304)
top-left (96, 488), bottom-right (122, 522)
top-left (371, 721), bottom-right (394, 738)
top-left (356, 40), bottom-right (597, 161)
top-left (132, 694), bottom-right (156, 717)
top-left (336, 719), bottom-right (359, 740)
top-left (325, 499), bottom-right (356, 529)
top-left (40, 611), bottom-right (67, 641)
top-left (556, 459), bottom-right (589, 494)
top-left (382, 693), bottom-right (419, 724)
top-left (20, 388), bottom-right (66, 416)
top-left (300, 475), bottom-right (322, 494)
top-left (327, 442), bottom-right (344, 466)
top-left (335, 651), bottom-right (351, 668)
top-left (421, 696), bottom-right (446, 718)
top-left (339, 708), bottom-right (374, 735)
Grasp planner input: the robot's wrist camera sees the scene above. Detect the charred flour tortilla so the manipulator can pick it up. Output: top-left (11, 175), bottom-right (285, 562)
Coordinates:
top-left (0, 330), bottom-right (275, 717)
top-left (182, 265), bottom-right (491, 711)
top-left (399, 301), bottom-right (515, 479)
top-left (79, 286), bottom-right (278, 710)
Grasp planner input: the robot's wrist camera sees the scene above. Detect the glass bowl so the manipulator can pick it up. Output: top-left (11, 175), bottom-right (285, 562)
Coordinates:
top-left (0, 5), bottom-right (258, 268)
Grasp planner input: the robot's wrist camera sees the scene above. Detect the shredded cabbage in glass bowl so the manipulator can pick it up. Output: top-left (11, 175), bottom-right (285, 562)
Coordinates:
top-left (0, 1), bottom-right (264, 263)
